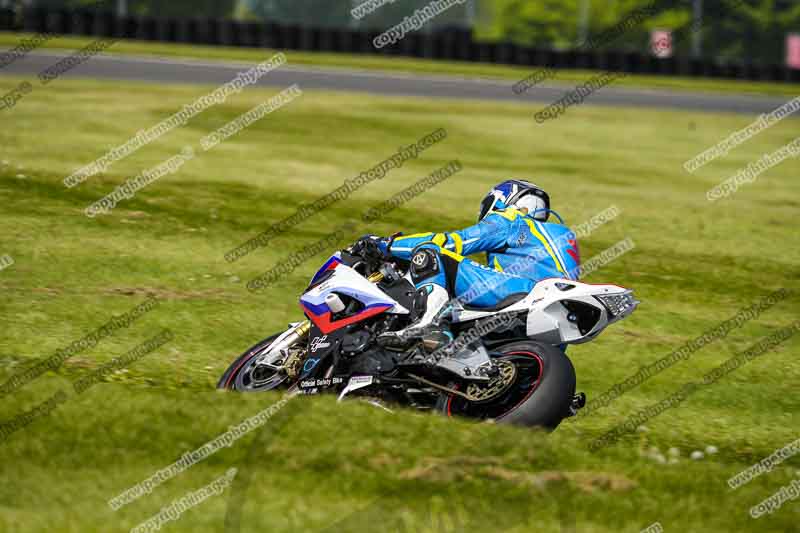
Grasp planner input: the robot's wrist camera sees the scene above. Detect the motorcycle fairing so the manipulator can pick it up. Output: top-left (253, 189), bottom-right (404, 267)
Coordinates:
top-left (300, 262), bottom-right (408, 334)
top-left (309, 253), bottom-right (343, 286)
top-left (298, 324), bottom-right (345, 381)
top-left (451, 278), bottom-right (638, 345)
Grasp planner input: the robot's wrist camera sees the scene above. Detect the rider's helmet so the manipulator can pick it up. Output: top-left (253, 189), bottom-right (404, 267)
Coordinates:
top-left (478, 180), bottom-right (550, 222)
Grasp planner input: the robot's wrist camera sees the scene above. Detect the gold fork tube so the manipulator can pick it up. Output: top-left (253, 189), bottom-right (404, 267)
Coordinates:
top-left (367, 271), bottom-right (385, 283)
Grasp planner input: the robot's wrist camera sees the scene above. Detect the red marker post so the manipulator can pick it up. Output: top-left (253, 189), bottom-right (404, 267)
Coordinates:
top-left (787, 34), bottom-right (800, 69)
top-left (651, 29), bottom-right (673, 58)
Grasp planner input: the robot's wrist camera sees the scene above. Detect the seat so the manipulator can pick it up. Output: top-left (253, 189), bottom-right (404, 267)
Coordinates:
top-left (461, 292), bottom-right (528, 312)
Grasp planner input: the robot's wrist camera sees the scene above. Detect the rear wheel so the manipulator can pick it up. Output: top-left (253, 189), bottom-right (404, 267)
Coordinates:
top-left (437, 341), bottom-right (576, 429)
top-left (217, 333), bottom-right (288, 392)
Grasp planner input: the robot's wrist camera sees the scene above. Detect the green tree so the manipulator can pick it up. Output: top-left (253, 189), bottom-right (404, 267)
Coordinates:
top-left (240, 0), bottom-right (470, 30)
top-left (479, 0), bottom-right (800, 63)
top-left (240, 0), bottom-right (351, 28)
top-left (26, 0), bottom-right (237, 18)
top-left (706, 0), bottom-right (800, 62)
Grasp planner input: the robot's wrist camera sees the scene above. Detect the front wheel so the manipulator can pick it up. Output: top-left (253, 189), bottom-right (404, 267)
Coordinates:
top-left (437, 341), bottom-right (576, 430)
top-left (217, 333), bottom-right (288, 392)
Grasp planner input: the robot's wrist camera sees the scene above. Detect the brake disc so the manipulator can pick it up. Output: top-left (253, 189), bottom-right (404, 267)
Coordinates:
top-left (464, 360), bottom-right (518, 403)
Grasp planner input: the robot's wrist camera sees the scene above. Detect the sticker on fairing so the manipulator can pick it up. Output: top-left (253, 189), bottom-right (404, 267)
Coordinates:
top-left (299, 376), bottom-right (345, 389)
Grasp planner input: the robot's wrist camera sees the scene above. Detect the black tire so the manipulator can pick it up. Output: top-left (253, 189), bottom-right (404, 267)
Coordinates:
top-left (437, 341), bottom-right (576, 430)
top-left (217, 333), bottom-right (287, 392)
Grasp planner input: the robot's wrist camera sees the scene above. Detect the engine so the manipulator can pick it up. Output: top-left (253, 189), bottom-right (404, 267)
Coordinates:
top-left (340, 330), bottom-right (399, 375)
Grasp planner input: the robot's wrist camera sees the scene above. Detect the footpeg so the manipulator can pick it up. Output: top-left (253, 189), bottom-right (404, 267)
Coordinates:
top-left (396, 347), bottom-right (433, 368)
top-left (377, 330), bottom-right (416, 349)
top-left (420, 329), bottom-right (454, 353)
top-left (567, 392), bottom-right (586, 417)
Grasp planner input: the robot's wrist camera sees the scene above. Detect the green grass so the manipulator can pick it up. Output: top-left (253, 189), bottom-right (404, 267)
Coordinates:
top-left (0, 73), bottom-right (799, 532)
top-left (1, 31), bottom-right (799, 98)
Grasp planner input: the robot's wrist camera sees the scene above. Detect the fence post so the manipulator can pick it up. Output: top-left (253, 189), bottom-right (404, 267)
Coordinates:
top-left (22, 7), bottom-right (47, 33)
top-left (210, 17), bottom-right (223, 45)
top-left (157, 18), bottom-right (177, 43)
top-left (575, 50), bottom-right (594, 70)
top-left (399, 30), bottom-right (417, 57)
top-left (219, 19), bottom-right (232, 46)
top-left (118, 15), bottom-right (136, 39)
top-left (283, 24), bottom-right (300, 51)
top-left (50, 8), bottom-right (71, 34)
top-left (455, 29), bottom-right (471, 61)
top-left (0, 8), bottom-right (13, 31)
top-left (563, 49), bottom-right (577, 70)
top-left (175, 18), bottom-right (192, 43)
top-left (333, 28), bottom-right (349, 53)
top-left (241, 22), bottom-right (259, 47)
top-left (94, 10), bottom-right (114, 38)
top-left (261, 22), bottom-right (279, 49)
top-left (422, 32), bottom-right (436, 59)
top-left (300, 28), bottom-right (320, 52)
top-left (499, 41), bottom-right (517, 65)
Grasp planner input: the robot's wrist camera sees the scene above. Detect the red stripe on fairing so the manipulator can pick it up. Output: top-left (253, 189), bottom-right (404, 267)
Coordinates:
top-left (300, 303), bottom-right (393, 334)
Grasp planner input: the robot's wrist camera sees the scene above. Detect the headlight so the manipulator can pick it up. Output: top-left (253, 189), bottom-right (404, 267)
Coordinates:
top-left (595, 291), bottom-right (638, 318)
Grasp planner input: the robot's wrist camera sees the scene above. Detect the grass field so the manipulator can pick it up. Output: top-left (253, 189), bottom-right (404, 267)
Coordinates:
top-left (0, 62), bottom-right (798, 533)
top-left (2, 31), bottom-right (800, 98)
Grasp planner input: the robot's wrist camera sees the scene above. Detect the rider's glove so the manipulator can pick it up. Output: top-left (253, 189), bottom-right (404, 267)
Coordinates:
top-left (350, 235), bottom-right (390, 263)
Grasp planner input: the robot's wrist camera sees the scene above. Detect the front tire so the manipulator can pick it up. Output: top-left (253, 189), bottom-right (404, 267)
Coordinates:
top-left (438, 341), bottom-right (576, 430)
top-left (217, 333), bottom-right (288, 392)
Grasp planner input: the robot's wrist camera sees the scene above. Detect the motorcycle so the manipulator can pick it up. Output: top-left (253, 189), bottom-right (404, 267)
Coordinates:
top-left (218, 239), bottom-right (638, 429)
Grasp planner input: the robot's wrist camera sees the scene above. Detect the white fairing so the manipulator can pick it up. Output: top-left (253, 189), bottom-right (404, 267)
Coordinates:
top-left (452, 278), bottom-right (638, 345)
top-left (304, 264), bottom-right (410, 315)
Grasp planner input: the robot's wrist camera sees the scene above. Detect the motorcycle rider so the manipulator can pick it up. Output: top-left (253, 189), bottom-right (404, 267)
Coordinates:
top-left (353, 180), bottom-right (580, 350)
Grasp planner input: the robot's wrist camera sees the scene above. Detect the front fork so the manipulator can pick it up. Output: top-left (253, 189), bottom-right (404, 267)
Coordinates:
top-left (276, 321), bottom-right (312, 353)
top-left (257, 321), bottom-right (312, 376)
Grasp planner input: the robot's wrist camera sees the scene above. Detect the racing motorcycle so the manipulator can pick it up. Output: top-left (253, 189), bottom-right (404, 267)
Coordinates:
top-left (218, 240), bottom-right (638, 429)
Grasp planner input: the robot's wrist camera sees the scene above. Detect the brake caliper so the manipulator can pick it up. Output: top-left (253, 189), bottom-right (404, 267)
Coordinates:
top-left (283, 347), bottom-right (305, 379)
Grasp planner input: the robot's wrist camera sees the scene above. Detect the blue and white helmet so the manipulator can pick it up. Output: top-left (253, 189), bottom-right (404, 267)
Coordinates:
top-left (478, 180), bottom-right (551, 222)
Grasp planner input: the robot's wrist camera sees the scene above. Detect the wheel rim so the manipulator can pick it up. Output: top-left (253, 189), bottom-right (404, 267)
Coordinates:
top-left (232, 351), bottom-right (287, 392)
top-left (446, 351), bottom-right (544, 420)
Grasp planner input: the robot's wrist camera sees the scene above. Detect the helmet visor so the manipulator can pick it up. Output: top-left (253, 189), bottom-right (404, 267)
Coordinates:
top-left (478, 194), bottom-right (496, 221)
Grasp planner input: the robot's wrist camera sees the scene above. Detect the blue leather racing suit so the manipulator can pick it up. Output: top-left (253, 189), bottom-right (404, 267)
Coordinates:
top-left (383, 207), bottom-right (581, 309)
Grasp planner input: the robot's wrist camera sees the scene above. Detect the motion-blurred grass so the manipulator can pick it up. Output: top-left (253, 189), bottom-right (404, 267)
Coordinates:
top-left (0, 69), bottom-right (798, 533)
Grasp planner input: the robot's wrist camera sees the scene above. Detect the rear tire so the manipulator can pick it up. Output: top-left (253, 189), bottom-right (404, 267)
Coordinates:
top-left (217, 333), bottom-right (287, 392)
top-left (437, 341), bottom-right (576, 430)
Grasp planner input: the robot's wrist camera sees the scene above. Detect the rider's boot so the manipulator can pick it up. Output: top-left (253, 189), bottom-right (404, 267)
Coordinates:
top-left (378, 284), bottom-right (453, 352)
